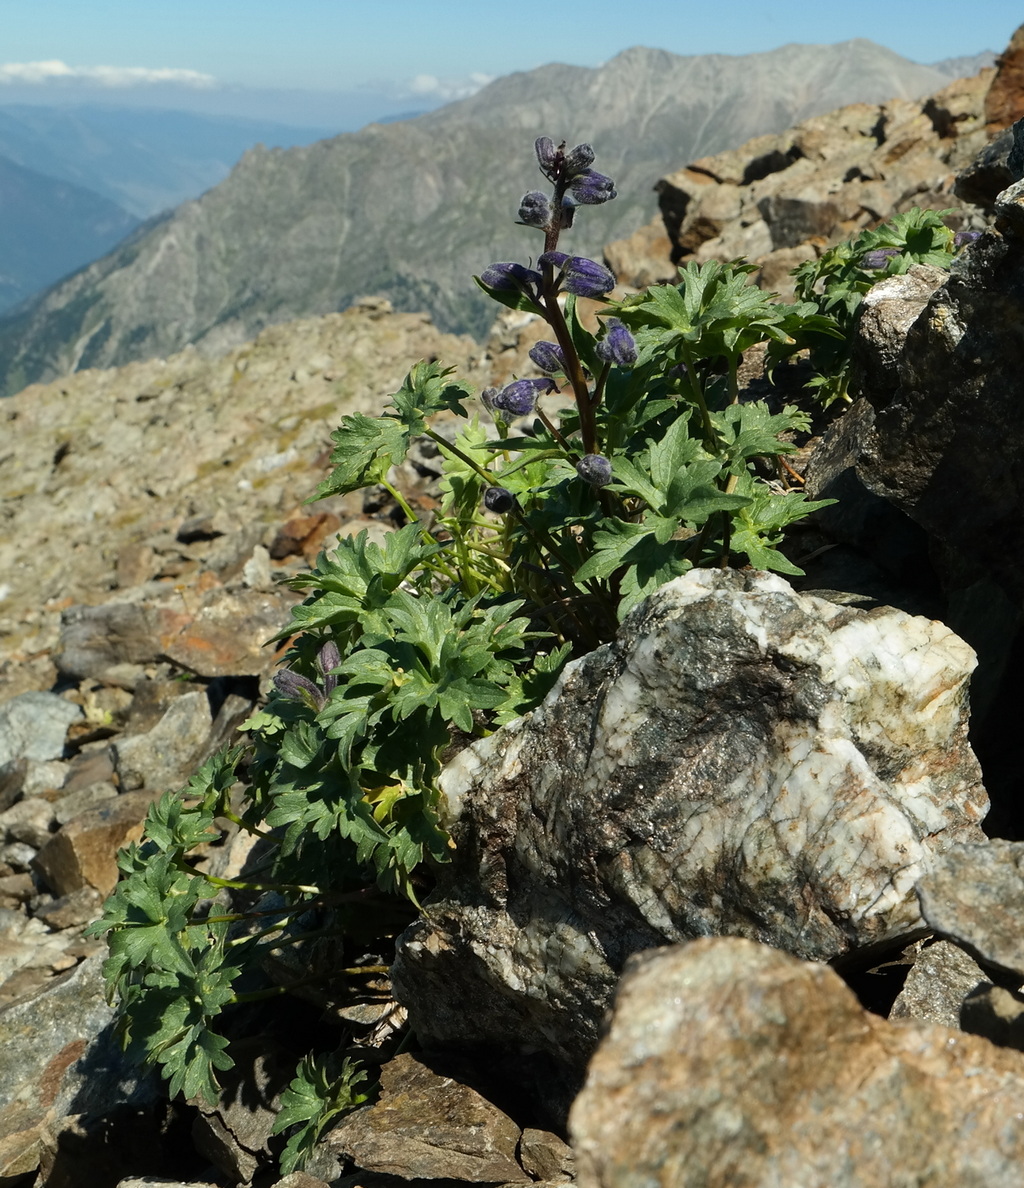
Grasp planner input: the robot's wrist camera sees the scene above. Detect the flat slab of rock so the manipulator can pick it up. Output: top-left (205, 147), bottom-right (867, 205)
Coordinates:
top-left (570, 937), bottom-right (1024, 1188)
top-left (394, 569), bottom-right (987, 1069)
top-left (326, 1052), bottom-right (528, 1182)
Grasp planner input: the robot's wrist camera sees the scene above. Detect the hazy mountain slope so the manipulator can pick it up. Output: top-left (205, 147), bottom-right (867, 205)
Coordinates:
top-left (0, 154), bottom-right (139, 314)
top-left (0, 40), bottom-right (979, 395)
top-left (0, 105), bottom-right (333, 217)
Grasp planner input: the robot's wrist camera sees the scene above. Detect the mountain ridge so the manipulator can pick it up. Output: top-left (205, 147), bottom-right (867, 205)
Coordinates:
top-left (0, 39), bottom-right (995, 396)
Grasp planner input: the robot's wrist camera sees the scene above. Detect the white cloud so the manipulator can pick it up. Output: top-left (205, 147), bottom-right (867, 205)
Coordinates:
top-left (0, 60), bottom-right (216, 88)
top-left (406, 71), bottom-right (493, 101)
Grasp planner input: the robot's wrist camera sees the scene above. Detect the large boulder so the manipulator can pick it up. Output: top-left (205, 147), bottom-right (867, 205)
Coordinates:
top-left (570, 937), bottom-right (1024, 1188)
top-left (392, 569), bottom-right (986, 1074)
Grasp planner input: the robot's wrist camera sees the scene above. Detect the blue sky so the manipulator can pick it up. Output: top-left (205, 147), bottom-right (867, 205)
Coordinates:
top-left (0, 0), bottom-right (1018, 124)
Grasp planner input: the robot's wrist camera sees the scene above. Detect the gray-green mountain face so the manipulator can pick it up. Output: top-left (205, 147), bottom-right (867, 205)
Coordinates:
top-left (0, 40), bottom-right (984, 395)
top-left (0, 154), bottom-right (139, 314)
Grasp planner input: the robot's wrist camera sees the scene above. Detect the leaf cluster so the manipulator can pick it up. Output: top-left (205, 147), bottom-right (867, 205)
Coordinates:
top-left (791, 206), bottom-right (958, 405)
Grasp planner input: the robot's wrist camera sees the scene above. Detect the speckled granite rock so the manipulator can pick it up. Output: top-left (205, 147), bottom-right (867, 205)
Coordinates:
top-left (392, 568), bottom-right (986, 1072)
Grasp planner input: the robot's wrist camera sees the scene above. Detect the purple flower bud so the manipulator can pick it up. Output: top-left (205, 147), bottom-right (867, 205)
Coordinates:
top-left (316, 640), bottom-right (341, 697)
top-left (529, 340), bottom-right (568, 374)
top-left (539, 250), bottom-right (569, 271)
top-left (861, 247), bottom-right (901, 269)
top-left (535, 136), bottom-right (558, 173)
top-left (484, 486), bottom-right (516, 514)
top-left (569, 170), bottom-right (617, 205)
top-left (576, 454), bottom-right (613, 487)
top-left (562, 256), bottom-right (616, 298)
top-left (559, 195), bottom-right (577, 229)
top-left (563, 143), bottom-right (595, 176)
top-left (490, 377), bottom-right (556, 418)
top-left (273, 668), bottom-right (326, 712)
top-left (480, 261), bottom-right (542, 293)
top-left (518, 190), bottom-right (554, 228)
top-left (595, 318), bottom-right (637, 367)
top-left (954, 230), bottom-right (982, 249)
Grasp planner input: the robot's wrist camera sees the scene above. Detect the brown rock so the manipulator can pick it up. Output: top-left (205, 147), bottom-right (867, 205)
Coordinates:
top-left (570, 937), bottom-right (1024, 1188)
top-left (603, 218), bottom-right (674, 290)
top-left (327, 1053), bottom-right (528, 1182)
top-left (155, 587), bottom-right (298, 678)
top-left (655, 73), bottom-right (992, 298)
top-left (519, 1127), bottom-right (574, 1182)
top-left (986, 24), bottom-right (1024, 132)
top-left (33, 791), bottom-right (154, 897)
top-left (269, 511), bottom-right (342, 561)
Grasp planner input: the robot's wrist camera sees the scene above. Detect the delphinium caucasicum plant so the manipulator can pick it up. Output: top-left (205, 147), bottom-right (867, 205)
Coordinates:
top-left (89, 134), bottom-right (853, 1173)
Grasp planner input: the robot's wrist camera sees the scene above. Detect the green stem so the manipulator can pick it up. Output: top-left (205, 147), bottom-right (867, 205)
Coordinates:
top-left (679, 343), bottom-right (718, 455)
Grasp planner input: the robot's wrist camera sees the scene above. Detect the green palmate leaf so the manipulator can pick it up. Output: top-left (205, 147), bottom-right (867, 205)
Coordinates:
top-left (387, 360), bottom-right (473, 430)
top-left (312, 414), bottom-right (408, 499)
top-left (143, 791), bottom-right (219, 853)
top-left (728, 476), bottom-right (836, 575)
top-left (273, 1054), bottom-right (370, 1175)
top-left (311, 362), bottom-right (472, 501)
top-left (712, 402), bottom-right (810, 467)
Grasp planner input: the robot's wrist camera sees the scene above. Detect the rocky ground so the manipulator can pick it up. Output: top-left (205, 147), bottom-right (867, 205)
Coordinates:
top-left (4, 29), bottom-right (1024, 1188)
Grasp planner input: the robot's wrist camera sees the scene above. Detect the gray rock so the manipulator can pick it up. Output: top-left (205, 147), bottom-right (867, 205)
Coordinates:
top-left (0, 954), bottom-right (159, 1182)
top-left (889, 939), bottom-right (988, 1029)
top-left (852, 264), bottom-right (948, 404)
top-left (326, 1053), bottom-right (527, 1183)
top-left (917, 840), bottom-right (1024, 979)
top-left (0, 795), bottom-right (57, 848)
top-left (569, 937), bottom-right (1024, 1188)
top-left (53, 779), bottom-right (119, 826)
top-left (56, 601), bottom-right (160, 687)
top-left (113, 690), bottom-right (213, 792)
top-left (191, 1039), bottom-right (295, 1185)
top-left (393, 569), bottom-right (986, 1072)
top-left (0, 692), bottom-right (82, 767)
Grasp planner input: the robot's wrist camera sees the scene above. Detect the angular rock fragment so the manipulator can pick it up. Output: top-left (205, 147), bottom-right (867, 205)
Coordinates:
top-left (393, 569), bottom-right (986, 1070)
top-left (570, 937), bottom-right (1024, 1188)
top-left (889, 939), bottom-right (988, 1030)
top-left (34, 791), bottom-right (154, 897)
top-left (113, 690), bottom-right (213, 792)
top-left (0, 692), bottom-right (82, 766)
top-left (326, 1052), bottom-right (528, 1182)
top-left (917, 839), bottom-right (1024, 979)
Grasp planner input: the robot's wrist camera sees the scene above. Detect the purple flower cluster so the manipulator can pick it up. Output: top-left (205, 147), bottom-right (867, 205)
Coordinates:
top-left (533, 136), bottom-right (617, 213)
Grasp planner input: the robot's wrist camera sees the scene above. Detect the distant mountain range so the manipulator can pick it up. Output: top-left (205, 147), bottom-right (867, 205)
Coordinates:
top-left (0, 104), bottom-right (335, 217)
top-left (0, 40), bottom-right (995, 396)
top-left (0, 153), bottom-right (140, 312)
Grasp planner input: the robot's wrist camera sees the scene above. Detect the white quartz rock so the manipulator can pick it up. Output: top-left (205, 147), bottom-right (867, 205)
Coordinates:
top-left (393, 569), bottom-right (987, 1069)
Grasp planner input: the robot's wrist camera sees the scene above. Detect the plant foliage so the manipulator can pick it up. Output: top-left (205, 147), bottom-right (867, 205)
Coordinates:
top-left (89, 137), bottom-right (970, 1173)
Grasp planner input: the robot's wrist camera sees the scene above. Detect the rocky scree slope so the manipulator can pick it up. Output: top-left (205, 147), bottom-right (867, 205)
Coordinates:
top-left (0, 39), bottom-right (976, 395)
